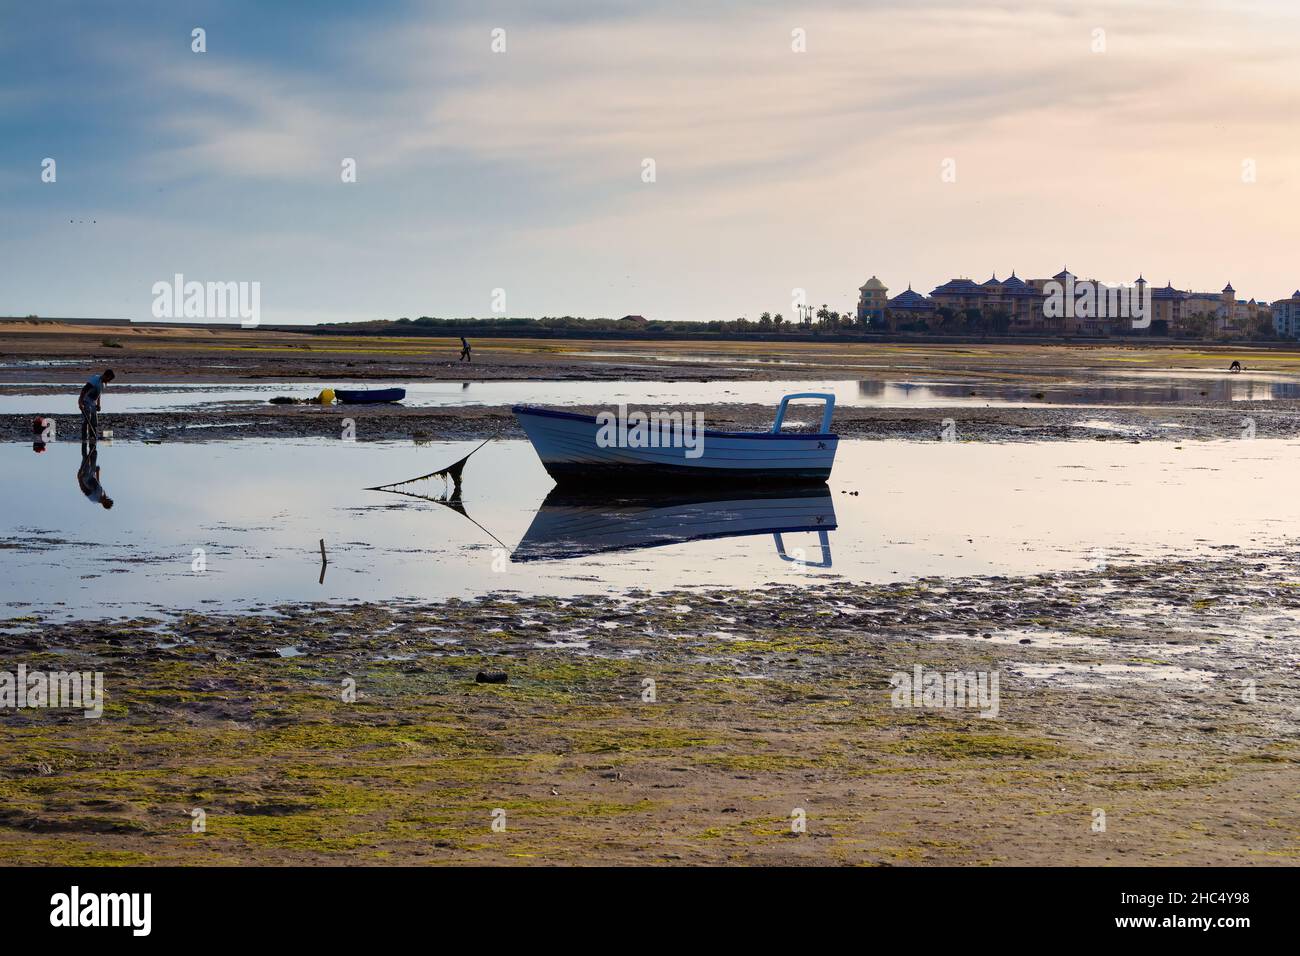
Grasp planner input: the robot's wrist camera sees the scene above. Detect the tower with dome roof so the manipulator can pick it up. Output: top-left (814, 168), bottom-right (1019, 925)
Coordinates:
top-left (857, 276), bottom-right (888, 325)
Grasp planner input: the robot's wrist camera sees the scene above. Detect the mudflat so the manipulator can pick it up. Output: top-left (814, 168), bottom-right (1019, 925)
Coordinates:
top-left (1, 555), bottom-right (1296, 865)
top-left (6, 322), bottom-right (1300, 442)
top-left (1, 323), bottom-right (1297, 865)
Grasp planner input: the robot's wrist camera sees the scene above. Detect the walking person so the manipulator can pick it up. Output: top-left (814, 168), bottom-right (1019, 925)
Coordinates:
top-left (459, 337), bottom-right (472, 363)
top-left (79, 368), bottom-right (114, 444)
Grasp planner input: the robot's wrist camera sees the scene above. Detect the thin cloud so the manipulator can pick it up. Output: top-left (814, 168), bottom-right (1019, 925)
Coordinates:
top-left (4, 0), bottom-right (1300, 319)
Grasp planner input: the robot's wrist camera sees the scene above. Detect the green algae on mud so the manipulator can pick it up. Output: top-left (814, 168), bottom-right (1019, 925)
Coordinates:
top-left (1, 551), bottom-right (1299, 864)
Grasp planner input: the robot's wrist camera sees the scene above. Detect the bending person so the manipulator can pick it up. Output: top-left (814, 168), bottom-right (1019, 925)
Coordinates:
top-left (79, 368), bottom-right (115, 443)
top-left (77, 442), bottom-right (114, 510)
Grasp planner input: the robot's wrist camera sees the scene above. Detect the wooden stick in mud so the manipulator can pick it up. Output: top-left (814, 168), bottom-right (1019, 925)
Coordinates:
top-left (318, 538), bottom-right (328, 585)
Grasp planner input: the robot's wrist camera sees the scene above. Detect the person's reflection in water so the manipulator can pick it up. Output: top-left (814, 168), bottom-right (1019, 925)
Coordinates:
top-left (77, 442), bottom-right (114, 509)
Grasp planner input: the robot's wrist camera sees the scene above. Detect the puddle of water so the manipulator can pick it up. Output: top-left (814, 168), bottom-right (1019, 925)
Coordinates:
top-left (1070, 420), bottom-right (1147, 435)
top-left (854, 374), bottom-right (1300, 407)
top-left (571, 351), bottom-right (816, 366)
top-left (931, 628), bottom-right (1211, 657)
top-left (1011, 661), bottom-right (1217, 687)
top-left (0, 359), bottom-right (88, 369)
top-left (932, 629), bottom-right (1112, 650)
top-left (5, 369), bottom-right (1299, 414)
top-left (4, 437), bottom-right (1300, 619)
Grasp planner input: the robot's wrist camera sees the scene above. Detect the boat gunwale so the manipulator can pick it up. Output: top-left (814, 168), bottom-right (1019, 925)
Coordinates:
top-left (511, 404), bottom-right (838, 441)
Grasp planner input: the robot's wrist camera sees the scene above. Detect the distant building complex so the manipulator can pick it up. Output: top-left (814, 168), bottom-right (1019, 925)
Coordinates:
top-left (1272, 292), bottom-right (1300, 339)
top-left (857, 268), bottom-right (1285, 338)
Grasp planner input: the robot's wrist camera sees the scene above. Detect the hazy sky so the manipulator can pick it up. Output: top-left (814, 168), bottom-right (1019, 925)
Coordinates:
top-left (4, 0), bottom-right (1299, 324)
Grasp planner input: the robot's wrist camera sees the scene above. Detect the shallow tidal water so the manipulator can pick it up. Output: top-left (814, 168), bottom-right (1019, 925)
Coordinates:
top-left (3, 437), bottom-right (1300, 621)
top-left (3, 369), bottom-right (1298, 414)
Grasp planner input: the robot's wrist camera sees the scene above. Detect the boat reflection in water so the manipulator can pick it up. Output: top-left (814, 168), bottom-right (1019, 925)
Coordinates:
top-left (511, 487), bottom-right (836, 566)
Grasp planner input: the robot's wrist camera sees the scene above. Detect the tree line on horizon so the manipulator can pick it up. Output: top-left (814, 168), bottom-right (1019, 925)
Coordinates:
top-left (316, 306), bottom-right (1280, 341)
top-left (322, 307), bottom-right (876, 336)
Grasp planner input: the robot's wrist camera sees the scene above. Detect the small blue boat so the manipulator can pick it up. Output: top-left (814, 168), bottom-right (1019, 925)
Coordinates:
top-left (333, 387), bottom-right (406, 404)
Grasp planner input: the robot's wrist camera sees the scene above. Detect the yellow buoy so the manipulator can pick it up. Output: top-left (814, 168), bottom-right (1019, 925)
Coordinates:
top-left (319, 388), bottom-right (336, 405)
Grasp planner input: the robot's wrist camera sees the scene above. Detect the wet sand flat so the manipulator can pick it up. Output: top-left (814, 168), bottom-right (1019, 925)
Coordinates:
top-left (8, 320), bottom-right (1300, 384)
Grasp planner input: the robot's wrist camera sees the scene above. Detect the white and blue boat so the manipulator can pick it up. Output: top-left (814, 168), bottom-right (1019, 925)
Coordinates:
top-left (512, 392), bottom-right (838, 485)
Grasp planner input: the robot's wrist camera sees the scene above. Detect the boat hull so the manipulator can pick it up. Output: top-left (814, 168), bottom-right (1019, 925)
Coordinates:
top-left (334, 388), bottom-right (406, 404)
top-left (512, 405), bottom-right (837, 484)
